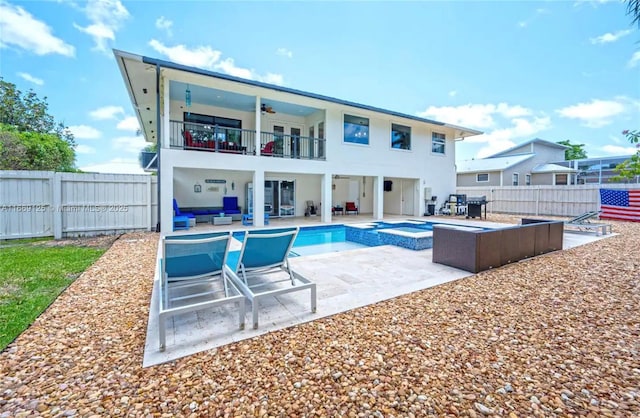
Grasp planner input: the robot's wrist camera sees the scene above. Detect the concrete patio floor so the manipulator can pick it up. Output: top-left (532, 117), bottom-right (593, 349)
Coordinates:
top-left (143, 216), bottom-right (610, 367)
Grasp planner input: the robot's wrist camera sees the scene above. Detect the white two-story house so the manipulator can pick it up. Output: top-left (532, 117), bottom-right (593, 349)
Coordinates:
top-left (114, 50), bottom-right (481, 233)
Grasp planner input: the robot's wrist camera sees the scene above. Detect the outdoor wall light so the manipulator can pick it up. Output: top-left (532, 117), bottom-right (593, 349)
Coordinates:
top-left (194, 183), bottom-right (201, 193)
top-left (231, 181), bottom-right (235, 191)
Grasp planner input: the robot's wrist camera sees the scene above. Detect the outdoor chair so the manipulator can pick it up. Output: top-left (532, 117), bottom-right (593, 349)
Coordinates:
top-left (159, 232), bottom-right (246, 351)
top-left (305, 200), bottom-right (317, 216)
top-left (225, 227), bottom-right (316, 329)
top-left (564, 210), bottom-right (611, 235)
top-left (222, 196), bottom-right (241, 215)
top-left (260, 141), bottom-right (275, 156)
top-left (345, 201), bottom-right (359, 215)
top-left (173, 198), bottom-right (195, 229)
top-left (566, 211), bottom-right (600, 224)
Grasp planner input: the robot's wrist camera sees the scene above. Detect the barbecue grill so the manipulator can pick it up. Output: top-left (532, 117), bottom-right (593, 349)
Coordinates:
top-left (466, 195), bottom-right (488, 219)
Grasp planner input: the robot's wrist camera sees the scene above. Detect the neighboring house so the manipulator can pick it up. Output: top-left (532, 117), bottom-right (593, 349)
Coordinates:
top-left (553, 155), bottom-right (639, 184)
top-left (457, 138), bottom-right (577, 187)
top-left (114, 50), bottom-right (481, 232)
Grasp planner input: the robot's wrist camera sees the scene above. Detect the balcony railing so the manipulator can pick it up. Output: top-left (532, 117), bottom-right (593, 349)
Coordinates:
top-left (259, 132), bottom-right (325, 160)
top-left (170, 120), bottom-right (256, 154)
top-left (169, 120), bottom-right (326, 160)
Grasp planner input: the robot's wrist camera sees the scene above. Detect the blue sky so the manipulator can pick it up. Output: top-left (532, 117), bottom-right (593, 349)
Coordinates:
top-left (0, 0), bottom-right (638, 174)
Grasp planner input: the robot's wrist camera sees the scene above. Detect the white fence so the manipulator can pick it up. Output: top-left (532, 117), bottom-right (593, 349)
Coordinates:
top-left (1, 171), bottom-right (158, 240)
top-left (456, 184), bottom-right (640, 217)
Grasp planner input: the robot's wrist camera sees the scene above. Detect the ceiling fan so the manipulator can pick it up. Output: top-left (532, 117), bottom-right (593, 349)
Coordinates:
top-left (261, 103), bottom-right (276, 114)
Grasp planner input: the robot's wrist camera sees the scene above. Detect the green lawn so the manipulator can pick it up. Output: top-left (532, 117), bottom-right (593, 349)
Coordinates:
top-left (0, 244), bottom-right (105, 350)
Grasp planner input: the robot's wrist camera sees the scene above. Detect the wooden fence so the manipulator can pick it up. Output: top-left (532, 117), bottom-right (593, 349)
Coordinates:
top-left (0, 171), bottom-right (157, 240)
top-left (456, 184), bottom-right (640, 217)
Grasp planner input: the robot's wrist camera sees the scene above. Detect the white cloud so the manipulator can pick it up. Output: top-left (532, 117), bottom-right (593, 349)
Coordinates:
top-left (0, 2), bottom-right (75, 57)
top-left (116, 116), bottom-right (139, 132)
top-left (421, 102), bottom-right (551, 158)
top-left (214, 57), bottom-right (253, 78)
top-left (80, 158), bottom-right (148, 174)
top-left (448, 90), bottom-right (457, 97)
top-left (517, 8), bottom-right (549, 29)
top-left (112, 135), bottom-right (147, 154)
top-left (69, 124), bottom-right (101, 139)
top-left (149, 39), bottom-right (222, 69)
top-left (276, 48), bottom-right (293, 58)
top-left (261, 73), bottom-right (284, 85)
top-left (472, 116), bottom-right (552, 158)
top-left (556, 98), bottom-right (626, 128)
top-left (418, 102), bottom-right (533, 129)
top-left (90, 105), bottom-right (124, 120)
top-left (590, 29), bottom-right (633, 44)
top-left (155, 16), bottom-right (172, 36)
top-left (628, 51), bottom-right (640, 68)
top-left (148, 40), bottom-right (285, 85)
top-left (17, 72), bottom-right (44, 86)
top-left (74, 0), bottom-right (129, 53)
top-left (600, 145), bottom-right (638, 155)
top-left (75, 144), bottom-right (96, 154)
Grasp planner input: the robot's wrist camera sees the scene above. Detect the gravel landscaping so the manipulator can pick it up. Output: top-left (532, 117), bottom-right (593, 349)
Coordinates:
top-left (1, 216), bottom-right (639, 417)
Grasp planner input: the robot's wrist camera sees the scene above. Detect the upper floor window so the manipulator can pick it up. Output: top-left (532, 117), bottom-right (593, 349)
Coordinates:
top-left (525, 174), bottom-right (531, 186)
top-left (512, 173), bottom-right (519, 186)
top-left (432, 132), bottom-right (445, 154)
top-left (391, 123), bottom-right (411, 150)
top-left (344, 114), bottom-right (369, 145)
top-left (476, 173), bottom-right (489, 182)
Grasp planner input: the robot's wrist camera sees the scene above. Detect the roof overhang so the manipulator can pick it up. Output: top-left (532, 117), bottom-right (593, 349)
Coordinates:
top-left (113, 49), bottom-right (483, 144)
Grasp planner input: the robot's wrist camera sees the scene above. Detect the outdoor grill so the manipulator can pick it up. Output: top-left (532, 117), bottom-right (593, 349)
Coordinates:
top-left (466, 196), bottom-right (488, 219)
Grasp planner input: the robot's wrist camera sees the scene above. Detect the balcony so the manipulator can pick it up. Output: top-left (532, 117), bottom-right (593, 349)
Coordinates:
top-left (168, 120), bottom-right (326, 161)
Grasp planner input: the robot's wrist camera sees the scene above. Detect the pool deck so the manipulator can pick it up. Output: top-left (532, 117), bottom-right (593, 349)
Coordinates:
top-left (144, 215), bottom-right (608, 366)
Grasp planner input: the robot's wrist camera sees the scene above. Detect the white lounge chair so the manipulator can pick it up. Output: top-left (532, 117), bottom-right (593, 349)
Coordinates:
top-left (159, 232), bottom-right (245, 351)
top-left (225, 227), bottom-right (316, 329)
top-left (564, 211), bottom-right (612, 236)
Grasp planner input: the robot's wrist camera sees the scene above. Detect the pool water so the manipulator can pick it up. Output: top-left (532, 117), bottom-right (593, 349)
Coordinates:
top-left (371, 222), bottom-right (434, 232)
top-left (227, 220), bottom-right (457, 263)
top-left (388, 226), bottom-right (431, 234)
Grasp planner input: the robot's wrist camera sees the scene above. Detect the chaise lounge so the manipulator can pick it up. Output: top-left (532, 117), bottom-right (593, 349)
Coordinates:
top-left (225, 227), bottom-right (316, 329)
top-left (158, 232), bottom-right (245, 351)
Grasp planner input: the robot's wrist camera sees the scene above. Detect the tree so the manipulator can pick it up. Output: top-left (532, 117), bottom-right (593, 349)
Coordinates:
top-left (628, 0), bottom-right (640, 26)
top-left (557, 140), bottom-right (587, 160)
top-left (612, 129), bottom-right (640, 182)
top-left (0, 78), bottom-right (77, 171)
top-left (0, 125), bottom-right (76, 171)
top-left (0, 130), bottom-right (28, 170)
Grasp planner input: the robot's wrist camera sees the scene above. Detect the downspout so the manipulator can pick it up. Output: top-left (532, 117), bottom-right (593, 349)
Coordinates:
top-left (155, 63), bottom-right (161, 232)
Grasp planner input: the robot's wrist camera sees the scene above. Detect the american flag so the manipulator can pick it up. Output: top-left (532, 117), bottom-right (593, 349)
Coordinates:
top-left (599, 189), bottom-right (640, 221)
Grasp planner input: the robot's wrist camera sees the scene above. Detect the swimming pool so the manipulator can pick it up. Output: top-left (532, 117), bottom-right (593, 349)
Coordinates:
top-left (230, 221), bottom-right (445, 255)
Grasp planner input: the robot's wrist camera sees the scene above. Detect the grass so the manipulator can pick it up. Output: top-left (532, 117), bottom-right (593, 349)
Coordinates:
top-left (0, 244), bottom-right (105, 351)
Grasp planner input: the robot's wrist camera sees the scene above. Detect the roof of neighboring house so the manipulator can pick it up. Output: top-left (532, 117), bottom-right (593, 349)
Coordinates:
top-left (531, 163), bottom-right (577, 173)
top-left (487, 138), bottom-right (568, 158)
top-left (457, 154), bottom-right (534, 173)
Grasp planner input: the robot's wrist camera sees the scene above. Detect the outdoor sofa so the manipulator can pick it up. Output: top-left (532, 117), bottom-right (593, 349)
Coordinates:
top-left (432, 218), bottom-right (564, 273)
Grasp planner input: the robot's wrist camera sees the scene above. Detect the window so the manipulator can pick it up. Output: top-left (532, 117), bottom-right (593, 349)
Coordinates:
top-left (555, 173), bottom-right (568, 185)
top-left (184, 112), bottom-right (242, 142)
top-left (525, 174), bottom-right (531, 186)
top-left (344, 114), bottom-right (369, 145)
top-left (432, 132), bottom-right (445, 154)
top-left (476, 173), bottom-right (489, 182)
top-left (309, 125), bottom-right (314, 138)
top-left (391, 123), bottom-right (411, 150)
top-left (512, 173), bottom-right (519, 186)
